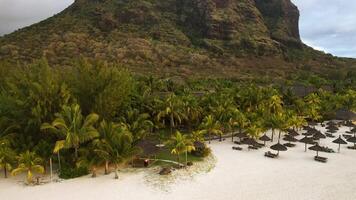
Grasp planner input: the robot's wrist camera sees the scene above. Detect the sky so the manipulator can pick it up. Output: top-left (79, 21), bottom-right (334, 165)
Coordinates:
top-left (0, 0), bottom-right (355, 58)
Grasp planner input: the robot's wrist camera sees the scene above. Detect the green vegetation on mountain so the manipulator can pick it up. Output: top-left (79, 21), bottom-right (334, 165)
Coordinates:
top-left (0, 0), bottom-right (355, 79)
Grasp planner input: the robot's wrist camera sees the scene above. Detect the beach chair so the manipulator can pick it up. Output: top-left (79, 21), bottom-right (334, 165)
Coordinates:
top-left (264, 151), bottom-right (278, 158)
top-left (248, 145), bottom-right (258, 150)
top-left (255, 143), bottom-right (265, 148)
top-left (343, 134), bottom-right (351, 139)
top-left (314, 156), bottom-right (327, 163)
top-left (234, 141), bottom-right (242, 145)
top-left (347, 146), bottom-right (356, 150)
top-left (232, 146), bottom-right (243, 151)
top-left (283, 143), bottom-right (296, 148)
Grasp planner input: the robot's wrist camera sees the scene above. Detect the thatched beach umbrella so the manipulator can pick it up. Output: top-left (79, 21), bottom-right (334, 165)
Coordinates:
top-left (243, 137), bottom-right (258, 146)
top-left (299, 136), bottom-right (314, 152)
top-left (332, 136), bottom-right (347, 153)
top-left (303, 131), bottom-right (314, 136)
top-left (287, 129), bottom-right (299, 137)
top-left (309, 143), bottom-right (324, 157)
top-left (313, 131), bottom-right (326, 140)
top-left (259, 134), bottom-right (271, 146)
top-left (236, 132), bottom-right (247, 142)
top-left (283, 135), bottom-right (298, 147)
top-left (270, 142), bottom-right (287, 155)
top-left (347, 136), bottom-right (356, 149)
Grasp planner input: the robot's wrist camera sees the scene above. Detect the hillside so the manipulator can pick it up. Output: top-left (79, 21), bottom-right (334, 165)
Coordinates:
top-left (0, 0), bottom-right (355, 79)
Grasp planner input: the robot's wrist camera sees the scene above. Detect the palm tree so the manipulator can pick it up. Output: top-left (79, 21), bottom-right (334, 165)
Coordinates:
top-left (121, 109), bottom-right (154, 143)
top-left (181, 95), bottom-right (202, 131)
top-left (267, 95), bottom-right (283, 115)
top-left (190, 130), bottom-right (205, 143)
top-left (94, 123), bottom-right (140, 179)
top-left (167, 131), bottom-right (195, 165)
top-left (92, 120), bottom-right (122, 175)
top-left (156, 94), bottom-right (186, 134)
top-left (199, 115), bottom-right (223, 144)
top-left (265, 115), bottom-right (279, 142)
top-left (11, 151), bottom-right (44, 184)
top-left (246, 123), bottom-right (263, 140)
top-left (0, 139), bottom-right (15, 178)
top-left (235, 111), bottom-right (249, 141)
top-left (41, 104), bottom-right (99, 160)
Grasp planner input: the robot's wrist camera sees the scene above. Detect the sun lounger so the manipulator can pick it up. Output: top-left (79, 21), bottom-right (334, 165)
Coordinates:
top-left (232, 146), bottom-right (243, 151)
top-left (248, 145), bottom-right (258, 150)
top-left (347, 146), bottom-right (356, 150)
top-left (264, 151), bottom-right (278, 158)
top-left (283, 143), bottom-right (296, 147)
top-left (314, 156), bottom-right (327, 163)
top-left (325, 133), bottom-right (335, 138)
top-left (343, 134), bottom-right (351, 139)
top-left (234, 141), bottom-right (242, 145)
top-left (255, 143), bottom-right (265, 148)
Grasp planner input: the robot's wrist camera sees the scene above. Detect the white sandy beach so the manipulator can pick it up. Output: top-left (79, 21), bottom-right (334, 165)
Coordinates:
top-left (1, 124), bottom-right (356, 200)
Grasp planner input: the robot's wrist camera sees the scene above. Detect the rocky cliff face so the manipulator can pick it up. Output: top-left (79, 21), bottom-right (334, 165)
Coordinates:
top-left (0, 0), bottom-right (353, 78)
top-left (255, 0), bottom-right (301, 47)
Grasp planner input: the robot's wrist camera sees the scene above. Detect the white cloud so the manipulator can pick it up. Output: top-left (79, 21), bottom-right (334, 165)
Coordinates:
top-left (292, 0), bottom-right (356, 58)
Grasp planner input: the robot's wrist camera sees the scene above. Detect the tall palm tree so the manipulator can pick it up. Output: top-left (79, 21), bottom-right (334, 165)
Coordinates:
top-left (157, 94), bottom-right (186, 135)
top-left (0, 139), bottom-right (15, 178)
top-left (94, 123), bottom-right (140, 179)
top-left (41, 104), bottom-right (99, 159)
top-left (92, 120), bottom-right (122, 175)
top-left (267, 95), bottom-right (283, 115)
top-left (11, 151), bottom-right (44, 184)
top-left (167, 131), bottom-right (195, 165)
top-left (235, 111), bottom-right (249, 140)
top-left (200, 115), bottom-right (223, 144)
top-left (181, 94), bottom-right (202, 131)
top-left (265, 115), bottom-right (279, 142)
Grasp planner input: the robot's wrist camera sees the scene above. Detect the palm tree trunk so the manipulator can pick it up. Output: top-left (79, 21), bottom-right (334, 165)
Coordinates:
top-left (74, 147), bottom-right (79, 160)
top-left (278, 130), bottom-right (281, 140)
top-left (209, 132), bottom-right (211, 144)
top-left (4, 167), bottom-right (7, 178)
top-left (170, 114), bottom-right (174, 135)
top-left (105, 161), bottom-right (109, 175)
top-left (185, 149), bottom-right (188, 166)
top-left (57, 151), bottom-right (61, 172)
top-left (92, 167), bottom-right (97, 178)
top-left (271, 129), bottom-right (275, 142)
top-left (114, 164), bottom-right (119, 179)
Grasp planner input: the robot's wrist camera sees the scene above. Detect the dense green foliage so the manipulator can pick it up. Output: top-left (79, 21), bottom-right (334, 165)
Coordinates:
top-left (0, 59), bottom-right (355, 181)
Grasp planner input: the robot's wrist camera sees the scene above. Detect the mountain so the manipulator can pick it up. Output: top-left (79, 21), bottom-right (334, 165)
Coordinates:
top-left (0, 0), bottom-right (355, 79)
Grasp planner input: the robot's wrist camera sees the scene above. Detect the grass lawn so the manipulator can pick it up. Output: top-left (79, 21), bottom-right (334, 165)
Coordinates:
top-left (150, 148), bottom-right (204, 167)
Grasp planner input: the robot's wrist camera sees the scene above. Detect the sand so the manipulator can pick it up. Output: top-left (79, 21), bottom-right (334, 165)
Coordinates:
top-left (1, 123), bottom-right (356, 200)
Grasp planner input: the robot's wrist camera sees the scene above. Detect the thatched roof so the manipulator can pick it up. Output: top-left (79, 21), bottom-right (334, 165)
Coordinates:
top-left (332, 136), bottom-right (347, 145)
top-left (259, 134), bottom-right (271, 141)
top-left (309, 144), bottom-right (323, 152)
top-left (270, 143), bottom-right (288, 151)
